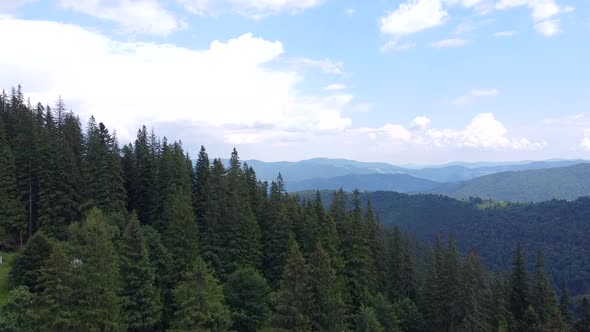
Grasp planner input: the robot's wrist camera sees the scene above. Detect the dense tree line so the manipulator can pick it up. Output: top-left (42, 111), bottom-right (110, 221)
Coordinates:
top-left (1, 87), bottom-right (589, 331)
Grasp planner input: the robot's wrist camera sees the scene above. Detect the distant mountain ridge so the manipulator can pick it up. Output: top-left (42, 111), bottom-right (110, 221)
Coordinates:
top-left (231, 158), bottom-right (587, 183)
top-left (437, 163), bottom-right (590, 202)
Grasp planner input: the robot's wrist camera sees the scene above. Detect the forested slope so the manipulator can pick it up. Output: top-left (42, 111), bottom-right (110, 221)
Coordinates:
top-left (1, 87), bottom-right (589, 331)
top-left (437, 163), bottom-right (590, 202)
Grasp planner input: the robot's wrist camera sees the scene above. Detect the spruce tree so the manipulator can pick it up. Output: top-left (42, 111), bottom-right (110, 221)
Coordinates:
top-left (510, 242), bottom-right (529, 324)
top-left (201, 158), bottom-right (226, 277)
top-left (394, 298), bottom-right (426, 332)
top-left (35, 244), bottom-right (76, 330)
top-left (530, 249), bottom-right (557, 325)
top-left (0, 112), bottom-right (26, 248)
top-left (160, 187), bottom-right (200, 284)
top-left (0, 286), bottom-right (35, 332)
top-left (10, 231), bottom-right (53, 291)
top-left (272, 239), bottom-right (313, 331)
top-left (575, 298), bottom-right (590, 332)
top-left (441, 235), bottom-right (463, 330)
top-left (194, 145), bottom-right (210, 222)
top-left (133, 126), bottom-right (158, 225)
top-left (355, 304), bottom-right (384, 332)
top-left (425, 234), bottom-right (445, 330)
top-left (224, 267), bottom-right (272, 332)
top-left (461, 251), bottom-right (491, 332)
top-left (310, 243), bottom-right (347, 332)
top-left (384, 227), bottom-right (403, 302)
top-left (69, 208), bottom-right (124, 331)
top-left (120, 213), bottom-right (162, 331)
top-left (370, 293), bottom-right (401, 332)
top-left (559, 279), bottom-right (571, 326)
top-left (170, 257), bottom-right (231, 332)
top-left (522, 305), bottom-right (542, 332)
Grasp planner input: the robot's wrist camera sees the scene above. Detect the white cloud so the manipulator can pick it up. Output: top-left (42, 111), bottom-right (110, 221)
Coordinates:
top-left (346, 8), bottom-right (356, 16)
top-left (0, 17), bottom-right (353, 146)
top-left (290, 58), bottom-right (344, 75)
top-left (581, 129), bottom-right (590, 150)
top-left (495, 0), bottom-right (574, 37)
top-left (0, 0), bottom-right (37, 10)
top-left (494, 30), bottom-right (517, 37)
top-left (380, 0), bottom-right (448, 36)
top-left (534, 19), bottom-right (561, 36)
top-left (411, 116), bottom-right (431, 129)
top-left (453, 88), bottom-right (499, 105)
top-left (57, 0), bottom-right (183, 35)
top-left (359, 113), bottom-right (545, 150)
top-left (178, 0), bottom-right (324, 17)
top-left (431, 38), bottom-right (470, 48)
top-left (324, 83), bottom-right (346, 91)
top-left (380, 40), bottom-right (416, 52)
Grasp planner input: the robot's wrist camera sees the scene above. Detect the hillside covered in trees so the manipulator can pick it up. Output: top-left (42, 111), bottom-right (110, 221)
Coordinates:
top-left (1, 87), bottom-right (590, 331)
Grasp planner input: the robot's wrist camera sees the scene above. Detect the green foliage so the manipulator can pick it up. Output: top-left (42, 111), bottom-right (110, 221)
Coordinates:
top-left (0, 252), bottom-right (17, 304)
top-left (10, 231), bottom-right (52, 291)
top-left (394, 297), bottom-right (426, 332)
top-left (0, 286), bottom-right (35, 332)
top-left (68, 208), bottom-right (124, 331)
top-left (272, 240), bottom-right (313, 332)
top-left (355, 304), bottom-right (384, 332)
top-left (120, 213), bottom-right (161, 331)
top-left (510, 243), bottom-right (529, 324)
top-left (224, 267), bottom-right (272, 332)
top-left (170, 257), bottom-right (231, 332)
top-left (310, 243), bottom-right (348, 332)
top-left (34, 244), bottom-right (77, 331)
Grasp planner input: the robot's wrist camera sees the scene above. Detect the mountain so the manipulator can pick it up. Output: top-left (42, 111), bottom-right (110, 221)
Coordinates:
top-left (285, 173), bottom-right (441, 193)
top-left (301, 190), bottom-right (590, 297)
top-left (437, 163), bottom-right (590, 202)
top-left (232, 158), bottom-right (588, 183)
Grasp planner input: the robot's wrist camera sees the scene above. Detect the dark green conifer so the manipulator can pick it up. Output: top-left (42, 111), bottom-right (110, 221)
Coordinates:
top-left (224, 267), bottom-right (272, 332)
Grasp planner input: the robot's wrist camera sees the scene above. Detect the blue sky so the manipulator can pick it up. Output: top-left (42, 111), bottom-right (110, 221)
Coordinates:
top-left (0, 0), bottom-right (588, 164)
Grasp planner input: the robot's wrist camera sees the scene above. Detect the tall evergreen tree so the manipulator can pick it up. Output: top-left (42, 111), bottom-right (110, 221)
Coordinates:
top-left (133, 126), bottom-right (158, 225)
top-left (224, 267), bottom-right (272, 332)
top-left (119, 213), bottom-right (162, 331)
top-left (170, 257), bottom-right (231, 332)
top-left (461, 251), bottom-right (491, 332)
top-left (272, 239), bottom-right (313, 331)
top-left (310, 243), bottom-right (348, 332)
top-left (530, 249), bottom-right (557, 325)
top-left (194, 145), bottom-right (210, 222)
top-left (35, 244), bottom-right (77, 331)
top-left (559, 279), bottom-right (571, 326)
top-left (575, 298), bottom-right (590, 332)
top-left (355, 304), bottom-right (384, 332)
top-left (441, 235), bottom-right (463, 330)
top-left (69, 208), bottom-right (124, 331)
top-left (425, 234), bottom-right (445, 331)
top-left (10, 231), bottom-right (53, 291)
top-left (0, 112), bottom-right (26, 248)
top-left (510, 242), bottom-right (529, 326)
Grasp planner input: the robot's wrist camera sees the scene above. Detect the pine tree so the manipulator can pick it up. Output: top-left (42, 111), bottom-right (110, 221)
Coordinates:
top-left (35, 244), bottom-right (76, 330)
top-left (559, 279), bottom-right (571, 326)
top-left (121, 144), bottom-right (137, 212)
top-left (365, 201), bottom-right (385, 292)
top-left (119, 213), bottom-right (162, 331)
top-left (310, 243), bottom-right (347, 332)
top-left (425, 234), bottom-right (445, 330)
top-left (385, 227), bottom-right (403, 302)
top-left (69, 208), bottom-right (124, 331)
top-left (224, 267), bottom-right (272, 332)
top-left (530, 249), bottom-right (557, 325)
top-left (170, 257), bottom-right (231, 332)
top-left (10, 231), bottom-right (53, 291)
top-left (442, 235), bottom-right (463, 330)
top-left (262, 179), bottom-right (292, 287)
top-left (160, 187), bottom-right (200, 284)
top-left (194, 145), bottom-right (210, 222)
top-left (355, 304), bottom-right (384, 332)
top-left (461, 251), bottom-right (491, 332)
top-left (394, 297), bottom-right (426, 332)
top-left (272, 239), bottom-right (313, 331)
top-left (510, 242), bottom-right (529, 324)
top-left (201, 158), bottom-right (226, 277)
top-left (133, 126), bottom-right (158, 225)
top-left (522, 305), bottom-right (542, 332)
top-left (0, 111), bottom-right (26, 248)
top-left (490, 273), bottom-right (516, 332)
top-left (370, 293), bottom-right (401, 332)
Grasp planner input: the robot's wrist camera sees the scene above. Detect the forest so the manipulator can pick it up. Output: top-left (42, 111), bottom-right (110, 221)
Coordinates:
top-left (1, 86), bottom-right (590, 331)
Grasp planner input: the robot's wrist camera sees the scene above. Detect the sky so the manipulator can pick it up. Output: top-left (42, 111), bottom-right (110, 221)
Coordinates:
top-left (0, 0), bottom-right (588, 165)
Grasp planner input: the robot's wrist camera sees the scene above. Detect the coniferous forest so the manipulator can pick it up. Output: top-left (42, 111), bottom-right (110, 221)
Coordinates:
top-left (1, 87), bottom-right (590, 332)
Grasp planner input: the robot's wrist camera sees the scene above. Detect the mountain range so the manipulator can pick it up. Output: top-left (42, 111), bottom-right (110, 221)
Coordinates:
top-left (231, 158), bottom-right (590, 202)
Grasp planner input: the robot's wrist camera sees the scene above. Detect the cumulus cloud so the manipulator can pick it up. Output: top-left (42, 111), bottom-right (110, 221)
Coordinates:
top-left (0, 17), bottom-right (353, 146)
top-left (57, 0), bottom-right (183, 35)
top-left (178, 0), bottom-right (324, 17)
top-left (453, 89), bottom-right (499, 105)
top-left (360, 113), bottom-right (545, 150)
top-left (431, 38), bottom-right (470, 48)
top-left (380, 0), bottom-right (448, 36)
top-left (495, 0), bottom-right (574, 37)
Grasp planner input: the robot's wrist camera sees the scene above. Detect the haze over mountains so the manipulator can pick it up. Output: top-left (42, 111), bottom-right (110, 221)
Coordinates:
top-left (234, 158), bottom-right (590, 202)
